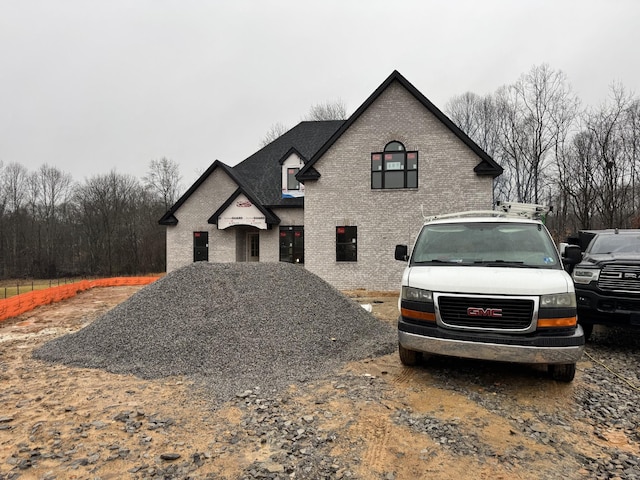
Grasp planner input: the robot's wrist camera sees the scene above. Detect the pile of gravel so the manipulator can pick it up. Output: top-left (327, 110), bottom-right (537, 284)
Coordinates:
top-left (33, 262), bottom-right (396, 402)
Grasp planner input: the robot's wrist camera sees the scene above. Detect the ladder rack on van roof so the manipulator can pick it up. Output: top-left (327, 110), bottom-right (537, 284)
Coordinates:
top-left (422, 202), bottom-right (552, 222)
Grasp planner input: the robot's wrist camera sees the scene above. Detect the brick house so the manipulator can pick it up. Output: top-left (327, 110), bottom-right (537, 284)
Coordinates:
top-left (159, 71), bottom-right (502, 290)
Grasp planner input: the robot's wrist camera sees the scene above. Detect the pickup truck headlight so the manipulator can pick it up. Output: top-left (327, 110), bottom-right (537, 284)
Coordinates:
top-left (540, 292), bottom-right (576, 308)
top-left (401, 286), bottom-right (433, 302)
top-left (572, 267), bottom-right (600, 285)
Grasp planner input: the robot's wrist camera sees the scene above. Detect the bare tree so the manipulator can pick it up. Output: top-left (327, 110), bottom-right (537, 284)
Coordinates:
top-left (446, 92), bottom-right (507, 201)
top-left (143, 157), bottom-right (182, 211)
top-left (0, 162), bottom-right (6, 276)
top-left (74, 170), bottom-right (145, 275)
top-left (0, 161), bottom-right (5, 213)
top-left (496, 64), bottom-right (579, 204)
top-left (259, 100), bottom-right (348, 148)
top-left (32, 165), bottom-right (74, 276)
top-left (587, 83), bottom-right (636, 227)
top-left (555, 129), bottom-right (600, 230)
top-left (623, 99), bottom-right (640, 224)
top-left (3, 162), bottom-right (28, 214)
top-left (259, 122), bottom-right (290, 148)
top-left (36, 164), bottom-right (73, 221)
top-left (446, 92), bottom-right (483, 139)
top-left (0, 162), bottom-right (30, 276)
top-left (304, 99), bottom-right (348, 121)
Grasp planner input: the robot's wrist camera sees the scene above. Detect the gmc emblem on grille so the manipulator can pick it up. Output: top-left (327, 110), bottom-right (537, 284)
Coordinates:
top-left (467, 307), bottom-right (503, 318)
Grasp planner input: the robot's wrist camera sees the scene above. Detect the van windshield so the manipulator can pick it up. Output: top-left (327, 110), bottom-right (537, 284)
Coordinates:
top-left (410, 222), bottom-right (560, 269)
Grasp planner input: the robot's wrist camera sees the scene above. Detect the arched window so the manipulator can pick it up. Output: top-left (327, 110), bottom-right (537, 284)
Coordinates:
top-left (371, 141), bottom-right (418, 189)
top-left (385, 141), bottom-right (405, 152)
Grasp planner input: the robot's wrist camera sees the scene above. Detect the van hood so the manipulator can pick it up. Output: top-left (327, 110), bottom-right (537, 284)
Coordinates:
top-left (404, 266), bottom-right (573, 296)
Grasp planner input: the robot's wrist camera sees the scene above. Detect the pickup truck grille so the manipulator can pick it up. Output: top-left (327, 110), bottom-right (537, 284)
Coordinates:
top-left (598, 265), bottom-right (640, 292)
top-left (437, 296), bottom-right (534, 330)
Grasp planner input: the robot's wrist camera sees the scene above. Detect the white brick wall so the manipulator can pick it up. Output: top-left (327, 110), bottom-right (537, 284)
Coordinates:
top-left (166, 169), bottom-right (307, 271)
top-left (166, 167), bottom-right (239, 272)
top-left (303, 81), bottom-right (494, 290)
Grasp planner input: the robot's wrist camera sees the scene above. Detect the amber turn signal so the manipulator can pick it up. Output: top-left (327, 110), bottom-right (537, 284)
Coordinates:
top-left (537, 316), bottom-right (577, 328)
top-left (401, 307), bottom-right (436, 322)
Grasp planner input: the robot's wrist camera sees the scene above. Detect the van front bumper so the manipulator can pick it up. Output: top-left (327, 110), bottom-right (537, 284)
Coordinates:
top-left (398, 318), bottom-right (584, 365)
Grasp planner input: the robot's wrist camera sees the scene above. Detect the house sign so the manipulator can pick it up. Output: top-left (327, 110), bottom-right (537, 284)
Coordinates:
top-left (218, 194), bottom-right (267, 230)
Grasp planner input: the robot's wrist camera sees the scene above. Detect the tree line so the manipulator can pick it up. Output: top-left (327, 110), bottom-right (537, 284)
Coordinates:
top-left (445, 63), bottom-right (640, 240)
top-left (0, 158), bottom-right (181, 279)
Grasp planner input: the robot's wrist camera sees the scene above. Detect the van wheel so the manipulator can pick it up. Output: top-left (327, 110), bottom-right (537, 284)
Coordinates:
top-left (549, 363), bottom-right (576, 382)
top-left (399, 344), bottom-right (420, 366)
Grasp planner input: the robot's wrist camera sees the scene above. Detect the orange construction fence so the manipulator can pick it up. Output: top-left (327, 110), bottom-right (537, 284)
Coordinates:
top-left (0, 277), bottom-right (159, 323)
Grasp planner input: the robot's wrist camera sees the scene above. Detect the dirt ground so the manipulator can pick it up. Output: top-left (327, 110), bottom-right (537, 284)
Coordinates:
top-left (0, 286), bottom-right (632, 479)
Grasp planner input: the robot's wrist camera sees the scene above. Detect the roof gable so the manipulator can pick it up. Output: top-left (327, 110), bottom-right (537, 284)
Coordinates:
top-left (297, 70), bottom-right (503, 180)
top-left (158, 160), bottom-right (244, 225)
top-left (278, 147), bottom-right (307, 165)
top-left (208, 187), bottom-right (280, 228)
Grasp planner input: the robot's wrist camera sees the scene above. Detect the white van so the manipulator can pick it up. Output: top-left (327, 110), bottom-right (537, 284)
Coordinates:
top-left (394, 203), bottom-right (584, 382)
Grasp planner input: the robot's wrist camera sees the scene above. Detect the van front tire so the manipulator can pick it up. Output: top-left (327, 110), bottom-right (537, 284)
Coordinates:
top-left (399, 343), bottom-right (420, 366)
top-left (549, 363), bottom-right (576, 382)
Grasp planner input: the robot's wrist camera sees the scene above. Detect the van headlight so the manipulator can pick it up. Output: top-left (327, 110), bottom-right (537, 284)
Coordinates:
top-left (540, 293), bottom-right (576, 308)
top-left (572, 267), bottom-right (600, 285)
top-left (402, 286), bottom-right (433, 302)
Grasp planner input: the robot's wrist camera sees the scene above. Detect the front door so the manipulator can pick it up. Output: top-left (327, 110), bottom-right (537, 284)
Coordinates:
top-left (193, 231), bottom-right (208, 262)
top-left (247, 233), bottom-right (259, 262)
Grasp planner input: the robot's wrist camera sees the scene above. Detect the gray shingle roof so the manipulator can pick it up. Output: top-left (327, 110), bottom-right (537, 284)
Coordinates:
top-left (232, 120), bottom-right (344, 207)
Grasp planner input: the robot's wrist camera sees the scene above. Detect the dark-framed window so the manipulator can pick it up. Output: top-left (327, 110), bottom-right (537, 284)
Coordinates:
top-left (193, 231), bottom-right (208, 262)
top-left (279, 226), bottom-right (304, 263)
top-left (287, 168), bottom-right (300, 190)
top-left (371, 141), bottom-right (418, 189)
top-left (336, 226), bottom-right (357, 262)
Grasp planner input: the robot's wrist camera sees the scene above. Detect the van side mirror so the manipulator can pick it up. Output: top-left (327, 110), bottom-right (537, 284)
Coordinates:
top-left (566, 235), bottom-right (580, 246)
top-left (558, 242), bottom-right (568, 256)
top-left (562, 245), bottom-right (582, 273)
top-left (395, 244), bottom-right (409, 261)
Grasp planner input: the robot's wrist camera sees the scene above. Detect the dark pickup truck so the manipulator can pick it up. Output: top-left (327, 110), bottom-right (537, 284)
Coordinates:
top-left (568, 229), bottom-right (640, 339)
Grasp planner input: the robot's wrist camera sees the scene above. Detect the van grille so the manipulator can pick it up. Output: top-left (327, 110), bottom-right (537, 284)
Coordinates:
top-left (437, 296), bottom-right (534, 330)
top-left (598, 265), bottom-right (640, 292)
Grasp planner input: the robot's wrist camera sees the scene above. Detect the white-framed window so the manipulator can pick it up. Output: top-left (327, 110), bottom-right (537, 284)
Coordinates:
top-left (282, 154), bottom-right (305, 198)
top-left (287, 167), bottom-right (300, 190)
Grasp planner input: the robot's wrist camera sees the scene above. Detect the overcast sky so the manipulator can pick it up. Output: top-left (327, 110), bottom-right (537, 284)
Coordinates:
top-left (1, 0), bottom-right (639, 187)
